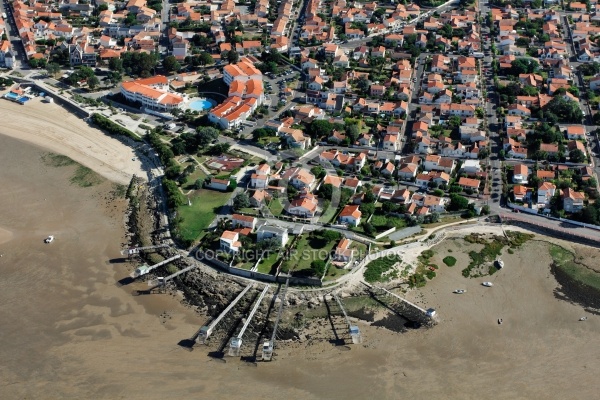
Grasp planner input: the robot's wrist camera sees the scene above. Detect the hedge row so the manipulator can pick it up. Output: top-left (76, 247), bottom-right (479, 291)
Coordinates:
top-left (90, 113), bottom-right (142, 142)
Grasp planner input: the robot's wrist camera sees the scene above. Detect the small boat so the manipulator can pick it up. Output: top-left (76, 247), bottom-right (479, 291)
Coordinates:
top-left (498, 318), bottom-right (503, 325)
top-left (453, 289), bottom-right (466, 294)
top-left (579, 317), bottom-right (588, 321)
top-left (44, 235), bottom-right (54, 243)
top-left (482, 282), bottom-right (493, 287)
top-left (496, 258), bottom-right (504, 269)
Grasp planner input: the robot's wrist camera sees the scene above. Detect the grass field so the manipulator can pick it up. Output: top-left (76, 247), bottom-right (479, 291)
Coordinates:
top-left (268, 198), bottom-right (284, 216)
top-left (323, 265), bottom-right (349, 281)
top-left (318, 203), bottom-right (337, 223)
top-left (281, 233), bottom-right (337, 275)
top-left (176, 189), bottom-right (231, 242)
top-left (371, 213), bottom-right (407, 230)
top-left (257, 251), bottom-right (281, 274)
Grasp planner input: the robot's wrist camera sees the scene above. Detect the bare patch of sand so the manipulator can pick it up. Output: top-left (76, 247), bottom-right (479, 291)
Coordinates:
top-left (0, 226), bottom-right (13, 245)
top-left (0, 96), bottom-right (145, 185)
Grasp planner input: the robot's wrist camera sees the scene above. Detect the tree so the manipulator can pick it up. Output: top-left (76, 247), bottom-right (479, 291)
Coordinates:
top-left (163, 55), bottom-right (181, 73)
top-left (87, 75), bottom-right (100, 89)
top-left (227, 50), bottom-right (239, 64)
top-left (109, 58), bottom-right (124, 73)
top-left (195, 126), bottom-right (220, 147)
top-left (198, 52), bottom-right (214, 65)
top-left (569, 149), bottom-right (586, 163)
top-left (544, 96), bottom-right (584, 123)
top-left (308, 119), bottom-right (333, 138)
top-left (46, 62), bottom-right (61, 77)
top-left (310, 166), bottom-right (326, 179)
top-left (121, 51), bottom-right (158, 77)
top-left (233, 192), bottom-right (250, 210)
top-left (310, 260), bottom-right (326, 277)
top-left (321, 230), bottom-right (341, 242)
top-left (510, 58), bottom-right (539, 75)
top-left (447, 194), bottom-right (469, 211)
top-left (318, 183), bottom-right (334, 200)
top-left (362, 222), bottom-right (375, 235)
top-left (356, 77), bottom-right (370, 93)
top-left (360, 202), bottom-right (375, 215)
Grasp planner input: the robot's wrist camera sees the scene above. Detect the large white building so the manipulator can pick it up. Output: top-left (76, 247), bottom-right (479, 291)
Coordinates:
top-left (120, 75), bottom-right (184, 112)
top-left (209, 57), bottom-right (265, 129)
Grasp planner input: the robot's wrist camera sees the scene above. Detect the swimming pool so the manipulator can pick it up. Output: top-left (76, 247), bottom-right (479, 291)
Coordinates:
top-left (4, 92), bottom-right (18, 100)
top-left (189, 98), bottom-right (217, 111)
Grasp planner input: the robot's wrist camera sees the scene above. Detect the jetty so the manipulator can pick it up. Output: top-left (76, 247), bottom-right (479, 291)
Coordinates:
top-left (130, 255), bottom-right (182, 278)
top-left (333, 292), bottom-right (362, 344)
top-left (262, 279), bottom-right (289, 361)
top-left (197, 284), bottom-right (254, 344)
top-left (229, 285), bottom-right (270, 357)
top-left (121, 244), bottom-right (169, 257)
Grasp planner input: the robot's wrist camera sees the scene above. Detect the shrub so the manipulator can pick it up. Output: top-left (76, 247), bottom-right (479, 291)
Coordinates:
top-left (364, 255), bottom-right (401, 283)
top-left (425, 270), bottom-right (436, 280)
top-left (90, 113), bottom-right (142, 142)
top-left (443, 256), bottom-right (457, 267)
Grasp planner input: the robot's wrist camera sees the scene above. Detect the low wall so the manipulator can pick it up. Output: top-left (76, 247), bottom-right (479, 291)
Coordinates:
top-left (506, 201), bottom-right (539, 215)
top-left (374, 227), bottom-right (396, 239)
top-left (201, 253), bottom-right (322, 286)
top-left (501, 216), bottom-right (600, 248)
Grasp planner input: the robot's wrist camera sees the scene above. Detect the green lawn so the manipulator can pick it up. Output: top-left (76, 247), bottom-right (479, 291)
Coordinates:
top-left (371, 213), bottom-right (407, 230)
top-left (182, 165), bottom-right (207, 190)
top-left (257, 251), bottom-right (281, 274)
top-left (323, 265), bottom-right (350, 281)
top-left (281, 234), bottom-right (338, 275)
top-left (176, 189), bottom-right (231, 243)
top-left (268, 198), bottom-right (284, 216)
top-left (258, 136), bottom-right (280, 146)
top-left (351, 241), bottom-right (368, 259)
top-left (318, 204), bottom-right (338, 223)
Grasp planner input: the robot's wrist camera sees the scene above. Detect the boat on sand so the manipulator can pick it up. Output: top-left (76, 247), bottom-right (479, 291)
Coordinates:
top-left (482, 282), bottom-right (493, 287)
top-left (44, 235), bottom-right (54, 243)
top-left (453, 289), bottom-right (466, 294)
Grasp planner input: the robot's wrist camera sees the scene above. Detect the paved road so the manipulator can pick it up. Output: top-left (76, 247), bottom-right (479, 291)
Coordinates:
top-left (1, 0), bottom-right (27, 69)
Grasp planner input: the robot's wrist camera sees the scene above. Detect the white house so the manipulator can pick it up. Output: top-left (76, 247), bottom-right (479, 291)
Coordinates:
top-left (257, 225), bottom-right (289, 246)
top-left (250, 173), bottom-right (268, 189)
top-left (537, 181), bottom-right (556, 206)
top-left (512, 164), bottom-right (529, 184)
top-left (208, 178), bottom-right (230, 191)
top-left (338, 204), bottom-right (362, 227)
top-left (232, 214), bottom-right (257, 230)
top-left (461, 160), bottom-right (482, 174)
top-left (220, 230), bottom-right (241, 253)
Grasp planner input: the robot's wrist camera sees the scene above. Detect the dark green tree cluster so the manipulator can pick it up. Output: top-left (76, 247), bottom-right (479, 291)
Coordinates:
top-left (121, 52), bottom-right (159, 77)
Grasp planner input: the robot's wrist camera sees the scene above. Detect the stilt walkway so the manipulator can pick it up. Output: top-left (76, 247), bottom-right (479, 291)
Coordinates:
top-left (148, 263), bottom-right (199, 289)
top-left (262, 279), bottom-right (289, 361)
top-left (197, 284), bottom-right (254, 344)
top-left (229, 285), bottom-right (270, 357)
top-left (121, 244), bottom-right (169, 257)
top-left (131, 255), bottom-right (181, 278)
top-left (332, 293), bottom-right (362, 344)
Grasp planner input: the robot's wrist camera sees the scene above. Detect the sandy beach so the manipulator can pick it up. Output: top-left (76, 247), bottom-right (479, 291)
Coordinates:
top-left (0, 107), bottom-right (599, 398)
top-left (0, 95), bottom-right (145, 185)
